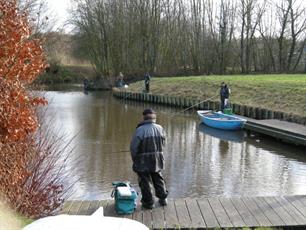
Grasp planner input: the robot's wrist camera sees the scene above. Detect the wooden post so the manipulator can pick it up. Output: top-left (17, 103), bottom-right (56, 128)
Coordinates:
top-left (232, 104), bottom-right (237, 114)
top-left (180, 97), bottom-right (183, 108)
top-left (251, 107), bottom-right (257, 119)
top-left (174, 97), bottom-right (178, 107)
top-left (262, 109), bottom-right (268, 119)
top-left (244, 106), bottom-right (249, 117)
top-left (240, 105), bottom-right (245, 116)
top-left (255, 108), bottom-right (260, 119)
top-left (187, 98), bottom-right (191, 107)
top-left (183, 98), bottom-right (186, 108)
top-left (199, 101), bottom-right (204, 110)
top-left (215, 101), bottom-right (221, 111)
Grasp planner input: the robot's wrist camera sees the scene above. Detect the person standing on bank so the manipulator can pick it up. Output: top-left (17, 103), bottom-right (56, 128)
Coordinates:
top-left (220, 82), bottom-right (230, 112)
top-left (118, 72), bottom-right (124, 88)
top-left (130, 109), bottom-right (168, 209)
top-left (144, 72), bottom-right (151, 93)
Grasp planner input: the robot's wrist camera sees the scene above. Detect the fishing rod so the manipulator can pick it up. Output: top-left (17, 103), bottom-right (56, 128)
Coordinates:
top-left (110, 150), bottom-right (130, 153)
top-left (109, 150), bottom-right (131, 154)
top-left (172, 93), bottom-right (219, 116)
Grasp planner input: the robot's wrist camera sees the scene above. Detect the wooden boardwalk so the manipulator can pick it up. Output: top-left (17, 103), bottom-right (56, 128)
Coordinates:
top-left (244, 119), bottom-right (306, 146)
top-left (60, 196), bottom-right (306, 229)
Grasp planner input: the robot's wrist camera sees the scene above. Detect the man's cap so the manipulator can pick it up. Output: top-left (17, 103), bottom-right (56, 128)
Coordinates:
top-left (143, 108), bottom-right (156, 116)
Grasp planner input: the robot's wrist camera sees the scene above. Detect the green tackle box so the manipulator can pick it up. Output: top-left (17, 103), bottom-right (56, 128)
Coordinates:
top-left (223, 108), bottom-right (233, 115)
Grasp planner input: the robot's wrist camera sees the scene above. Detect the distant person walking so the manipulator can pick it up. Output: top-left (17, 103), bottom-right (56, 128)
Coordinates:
top-left (220, 82), bottom-right (230, 112)
top-left (130, 109), bottom-right (168, 209)
top-left (144, 72), bottom-right (151, 92)
top-left (83, 77), bottom-right (89, 91)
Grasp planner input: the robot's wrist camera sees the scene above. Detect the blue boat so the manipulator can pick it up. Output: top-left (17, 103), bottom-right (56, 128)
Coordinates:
top-left (197, 110), bottom-right (247, 130)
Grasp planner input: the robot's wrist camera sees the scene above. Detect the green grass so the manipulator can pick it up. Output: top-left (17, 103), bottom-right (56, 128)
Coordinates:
top-left (128, 74), bottom-right (306, 117)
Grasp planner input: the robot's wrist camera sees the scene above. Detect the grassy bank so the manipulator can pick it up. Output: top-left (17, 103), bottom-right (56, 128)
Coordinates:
top-left (128, 74), bottom-right (306, 117)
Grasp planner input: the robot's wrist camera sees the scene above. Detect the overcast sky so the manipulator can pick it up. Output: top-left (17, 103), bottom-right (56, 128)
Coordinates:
top-left (46, 0), bottom-right (306, 32)
top-left (46, 0), bottom-right (71, 30)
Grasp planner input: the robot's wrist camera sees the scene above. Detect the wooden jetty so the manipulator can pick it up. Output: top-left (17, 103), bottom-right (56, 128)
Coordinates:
top-left (60, 196), bottom-right (306, 229)
top-left (244, 119), bottom-right (306, 146)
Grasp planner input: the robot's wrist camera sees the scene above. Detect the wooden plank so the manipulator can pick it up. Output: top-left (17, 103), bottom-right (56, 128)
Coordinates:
top-left (263, 197), bottom-right (298, 226)
top-left (208, 198), bottom-right (232, 228)
top-left (164, 199), bottom-right (180, 229)
top-left (298, 195), bottom-right (306, 206)
top-left (252, 197), bottom-right (285, 226)
top-left (57, 197), bottom-right (306, 229)
top-left (174, 199), bottom-right (192, 229)
top-left (67, 201), bottom-right (83, 215)
top-left (197, 198), bottom-right (219, 229)
top-left (132, 200), bottom-right (143, 224)
top-left (122, 212), bottom-right (133, 219)
top-left (231, 198), bottom-right (258, 227)
top-left (274, 196), bottom-right (306, 225)
top-left (59, 201), bottom-right (73, 214)
top-left (219, 198), bottom-right (245, 227)
top-left (285, 196), bottom-right (306, 218)
top-left (104, 200), bottom-right (118, 217)
top-left (152, 205), bottom-right (165, 229)
top-left (98, 200), bottom-right (109, 211)
top-left (142, 208), bottom-right (152, 229)
top-left (77, 200), bottom-right (92, 215)
top-left (87, 200), bottom-right (100, 215)
top-left (241, 197), bottom-right (271, 227)
top-left (185, 198), bottom-right (206, 229)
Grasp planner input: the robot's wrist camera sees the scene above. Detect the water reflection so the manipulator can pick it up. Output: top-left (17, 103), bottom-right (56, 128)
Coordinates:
top-left (199, 123), bottom-right (245, 143)
top-left (44, 91), bottom-right (306, 200)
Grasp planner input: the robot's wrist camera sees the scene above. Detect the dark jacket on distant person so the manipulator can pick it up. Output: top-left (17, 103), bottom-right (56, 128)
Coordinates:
top-left (144, 73), bottom-right (151, 84)
top-left (130, 120), bottom-right (166, 173)
top-left (220, 85), bottom-right (230, 99)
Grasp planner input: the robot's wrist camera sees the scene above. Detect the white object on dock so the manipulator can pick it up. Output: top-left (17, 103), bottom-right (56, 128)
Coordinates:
top-left (117, 186), bottom-right (132, 197)
top-left (23, 207), bottom-right (148, 230)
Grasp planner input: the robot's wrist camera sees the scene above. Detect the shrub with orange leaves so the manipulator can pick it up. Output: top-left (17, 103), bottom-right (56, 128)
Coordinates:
top-left (0, 0), bottom-right (71, 218)
top-left (0, 0), bottom-right (47, 142)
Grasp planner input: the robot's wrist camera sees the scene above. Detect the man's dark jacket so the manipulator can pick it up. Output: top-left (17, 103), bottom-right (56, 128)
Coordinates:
top-left (220, 86), bottom-right (230, 99)
top-left (130, 120), bottom-right (166, 173)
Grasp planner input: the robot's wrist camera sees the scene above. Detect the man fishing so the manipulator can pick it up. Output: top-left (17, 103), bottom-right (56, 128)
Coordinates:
top-left (130, 109), bottom-right (168, 209)
top-left (220, 82), bottom-right (230, 112)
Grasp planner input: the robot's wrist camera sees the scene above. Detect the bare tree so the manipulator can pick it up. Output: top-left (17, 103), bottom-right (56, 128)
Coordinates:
top-left (70, 0), bottom-right (306, 79)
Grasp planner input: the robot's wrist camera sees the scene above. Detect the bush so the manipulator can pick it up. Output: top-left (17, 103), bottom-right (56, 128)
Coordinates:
top-left (0, 0), bottom-right (73, 218)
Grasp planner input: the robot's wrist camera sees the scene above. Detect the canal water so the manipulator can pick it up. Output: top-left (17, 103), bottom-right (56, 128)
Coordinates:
top-left (44, 90), bottom-right (306, 200)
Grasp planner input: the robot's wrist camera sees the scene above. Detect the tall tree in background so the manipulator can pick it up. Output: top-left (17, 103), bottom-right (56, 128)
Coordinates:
top-left (71, 0), bottom-right (306, 77)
